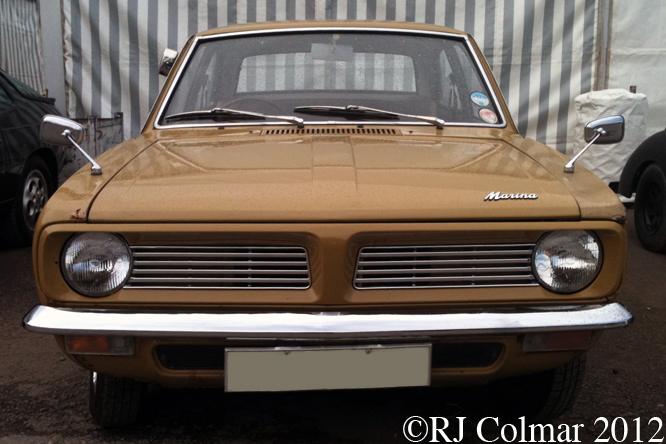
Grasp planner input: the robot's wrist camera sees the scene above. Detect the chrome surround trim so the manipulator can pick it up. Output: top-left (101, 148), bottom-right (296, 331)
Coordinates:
top-left (23, 303), bottom-right (632, 339)
top-left (354, 243), bottom-right (538, 290)
top-left (151, 27), bottom-right (508, 131)
top-left (126, 245), bottom-right (312, 290)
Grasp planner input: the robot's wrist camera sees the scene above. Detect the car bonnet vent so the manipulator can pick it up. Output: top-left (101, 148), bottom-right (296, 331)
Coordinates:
top-left (261, 128), bottom-right (401, 136)
top-left (127, 246), bottom-right (311, 289)
top-left (354, 244), bottom-right (538, 289)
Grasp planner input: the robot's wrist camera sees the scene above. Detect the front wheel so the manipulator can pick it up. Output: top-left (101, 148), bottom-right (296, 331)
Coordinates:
top-left (496, 355), bottom-right (586, 422)
top-left (0, 157), bottom-right (53, 247)
top-left (635, 164), bottom-right (666, 253)
top-left (89, 372), bottom-right (145, 427)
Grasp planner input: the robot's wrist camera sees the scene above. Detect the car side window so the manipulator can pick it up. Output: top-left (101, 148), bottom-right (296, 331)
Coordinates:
top-left (0, 85), bottom-right (14, 115)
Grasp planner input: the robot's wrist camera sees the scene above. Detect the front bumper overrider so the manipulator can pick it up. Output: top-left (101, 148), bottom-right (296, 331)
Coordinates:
top-left (23, 303), bottom-right (632, 339)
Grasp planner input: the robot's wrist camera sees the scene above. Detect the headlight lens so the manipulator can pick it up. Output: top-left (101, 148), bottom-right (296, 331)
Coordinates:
top-left (61, 233), bottom-right (132, 297)
top-left (533, 230), bottom-right (602, 294)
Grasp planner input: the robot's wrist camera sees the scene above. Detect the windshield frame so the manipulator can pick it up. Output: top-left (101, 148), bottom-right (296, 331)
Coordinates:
top-left (152, 27), bottom-right (508, 131)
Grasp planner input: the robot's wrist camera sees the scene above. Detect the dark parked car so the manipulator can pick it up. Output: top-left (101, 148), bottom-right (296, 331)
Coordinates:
top-left (0, 70), bottom-right (65, 247)
top-left (619, 128), bottom-right (666, 252)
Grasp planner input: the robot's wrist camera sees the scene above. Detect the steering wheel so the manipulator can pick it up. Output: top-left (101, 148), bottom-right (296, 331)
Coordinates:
top-left (220, 97), bottom-right (284, 115)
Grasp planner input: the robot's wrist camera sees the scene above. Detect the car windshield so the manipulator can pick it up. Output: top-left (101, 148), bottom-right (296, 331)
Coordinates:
top-left (159, 30), bottom-right (502, 127)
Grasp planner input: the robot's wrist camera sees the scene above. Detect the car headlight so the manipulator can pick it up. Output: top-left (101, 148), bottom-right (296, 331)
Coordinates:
top-left (61, 233), bottom-right (132, 297)
top-left (532, 230), bottom-right (602, 294)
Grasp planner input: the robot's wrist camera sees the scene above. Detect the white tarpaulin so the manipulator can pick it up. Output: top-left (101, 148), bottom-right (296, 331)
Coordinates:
top-left (609, 0), bottom-right (666, 137)
top-left (573, 89), bottom-right (648, 184)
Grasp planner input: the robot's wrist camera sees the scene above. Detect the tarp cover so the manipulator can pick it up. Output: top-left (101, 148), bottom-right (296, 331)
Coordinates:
top-left (573, 89), bottom-right (648, 184)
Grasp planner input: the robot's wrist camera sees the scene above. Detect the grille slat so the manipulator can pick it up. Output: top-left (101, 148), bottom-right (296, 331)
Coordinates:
top-left (354, 244), bottom-right (537, 289)
top-left (359, 250), bottom-right (533, 258)
top-left (127, 246), bottom-right (311, 290)
top-left (355, 275), bottom-right (535, 283)
top-left (358, 258), bottom-right (531, 266)
top-left (356, 266), bottom-right (533, 275)
top-left (134, 260), bottom-right (307, 267)
top-left (129, 277), bottom-right (311, 283)
top-left (133, 252), bottom-right (306, 258)
top-left (132, 269), bottom-right (309, 275)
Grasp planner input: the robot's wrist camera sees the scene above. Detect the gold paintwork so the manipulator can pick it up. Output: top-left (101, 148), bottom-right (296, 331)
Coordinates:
top-left (33, 21), bottom-right (627, 387)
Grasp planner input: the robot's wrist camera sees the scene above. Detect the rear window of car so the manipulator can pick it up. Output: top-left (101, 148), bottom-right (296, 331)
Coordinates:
top-left (3, 73), bottom-right (43, 99)
top-left (236, 53), bottom-right (416, 93)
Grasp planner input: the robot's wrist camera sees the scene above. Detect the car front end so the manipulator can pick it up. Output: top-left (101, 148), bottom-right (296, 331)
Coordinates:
top-left (23, 21), bottom-right (632, 426)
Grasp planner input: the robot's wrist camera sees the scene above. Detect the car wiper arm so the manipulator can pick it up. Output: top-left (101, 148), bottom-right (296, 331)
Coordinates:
top-left (165, 107), bottom-right (304, 128)
top-left (293, 105), bottom-right (445, 129)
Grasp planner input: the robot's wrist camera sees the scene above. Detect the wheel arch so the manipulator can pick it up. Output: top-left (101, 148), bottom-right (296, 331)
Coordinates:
top-left (619, 130), bottom-right (666, 197)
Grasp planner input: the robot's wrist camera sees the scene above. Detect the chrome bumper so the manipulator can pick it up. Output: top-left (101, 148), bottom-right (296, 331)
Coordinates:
top-left (23, 303), bottom-right (632, 339)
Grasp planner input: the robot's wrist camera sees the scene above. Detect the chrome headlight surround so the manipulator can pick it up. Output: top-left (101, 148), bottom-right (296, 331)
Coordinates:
top-left (61, 233), bottom-right (132, 297)
top-left (532, 230), bottom-right (603, 294)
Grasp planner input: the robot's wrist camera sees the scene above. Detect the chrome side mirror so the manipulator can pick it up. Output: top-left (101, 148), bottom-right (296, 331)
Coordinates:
top-left (565, 115), bottom-right (625, 173)
top-left (41, 114), bottom-right (85, 145)
top-left (40, 115), bottom-right (102, 175)
top-left (584, 115), bottom-right (625, 144)
top-left (159, 48), bottom-right (178, 76)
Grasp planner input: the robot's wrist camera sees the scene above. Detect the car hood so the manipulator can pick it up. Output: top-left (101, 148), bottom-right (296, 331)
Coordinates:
top-left (88, 135), bottom-right (580, 222)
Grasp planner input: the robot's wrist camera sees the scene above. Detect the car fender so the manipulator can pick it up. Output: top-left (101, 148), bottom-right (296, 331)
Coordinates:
top-left (619, 129), bottom-right (666, 197)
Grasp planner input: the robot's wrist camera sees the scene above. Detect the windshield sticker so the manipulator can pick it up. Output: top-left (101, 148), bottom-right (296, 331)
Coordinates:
top-left (479, 109), bottom-right (498, 124)
top-left (471, 92), bottom-right (490, 107)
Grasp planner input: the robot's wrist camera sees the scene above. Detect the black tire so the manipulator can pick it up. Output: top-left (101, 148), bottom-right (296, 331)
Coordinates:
top-left (635, 164), bottom-right (666, 253)
top-left (89, 372), bottom-right (145, 427)
top-left (0, 156), bottom-right (53, 247)
top-left (496, 355), bottom-right (586, 423)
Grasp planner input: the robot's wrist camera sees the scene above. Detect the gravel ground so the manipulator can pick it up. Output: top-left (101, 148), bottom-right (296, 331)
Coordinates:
top-left (0, 209), bottom-right (664, 443)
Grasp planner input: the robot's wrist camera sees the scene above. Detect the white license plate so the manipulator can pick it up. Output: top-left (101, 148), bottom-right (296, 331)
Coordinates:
top-left (225, 344), bottom-right (431, 392)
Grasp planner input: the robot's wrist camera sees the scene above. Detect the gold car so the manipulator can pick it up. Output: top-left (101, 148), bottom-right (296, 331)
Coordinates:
top-left (24, 21), bottom-right (632, 427)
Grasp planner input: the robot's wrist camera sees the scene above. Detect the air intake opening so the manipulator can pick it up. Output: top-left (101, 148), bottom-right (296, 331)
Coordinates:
top-left (354, 244), bottom-right (538, 289)
top-left (262, 127), bottom-right (400, 136)
top-left (127, 246), bottom-right (311, 290)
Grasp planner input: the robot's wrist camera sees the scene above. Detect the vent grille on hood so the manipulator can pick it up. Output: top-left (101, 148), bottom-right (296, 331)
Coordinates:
top-left (354, 244), bottom-right (538, 289)
top-left (126, 246), bottom-right (311, 289)
top-left (262, 127), bottom-right (401, 136)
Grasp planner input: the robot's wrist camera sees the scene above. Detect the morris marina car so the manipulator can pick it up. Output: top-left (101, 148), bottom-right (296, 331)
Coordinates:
top-left (23, 21), bottom-right (633, 427)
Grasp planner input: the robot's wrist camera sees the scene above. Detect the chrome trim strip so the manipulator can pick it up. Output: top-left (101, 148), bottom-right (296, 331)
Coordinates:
top-left (152, 27), bottom-right (508, 131)
top-left (23, 303), bottom-right (633, 339)
top-left (355, 275), bottom-right (535, 283)
top-left (359, 250), bottom-right (533, 257)
top-left (356, 266), bottom-right (533, 275)
top-left (357, 258), bottom-right (531, 266)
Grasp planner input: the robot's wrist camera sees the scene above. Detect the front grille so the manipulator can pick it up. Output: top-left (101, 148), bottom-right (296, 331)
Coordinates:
top-left (127, 246), bottom-right (311, 289)
top-left (262, 127), bottom-right (400, 136)
top-left (354, 244), bottom-right (538, 289)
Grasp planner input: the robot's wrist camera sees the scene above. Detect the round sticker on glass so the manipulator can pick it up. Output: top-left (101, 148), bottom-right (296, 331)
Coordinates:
top-left (471, 92), bottom-right (490, 107)
top-left (479, 109), bottom-right (498, 124)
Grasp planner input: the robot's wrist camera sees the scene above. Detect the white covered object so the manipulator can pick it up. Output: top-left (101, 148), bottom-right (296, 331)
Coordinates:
top-left (572, 89), bottom-right (648, 184)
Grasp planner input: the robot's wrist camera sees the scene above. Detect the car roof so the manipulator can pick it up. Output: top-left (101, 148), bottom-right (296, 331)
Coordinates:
top-left (194, 20), bottom-right (468, 38)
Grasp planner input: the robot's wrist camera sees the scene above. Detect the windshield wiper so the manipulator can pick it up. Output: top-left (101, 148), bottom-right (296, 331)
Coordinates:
top-left (293, 105), bottom-right (445, 129)
top-left (164, 107), bottom-right (304, 128)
